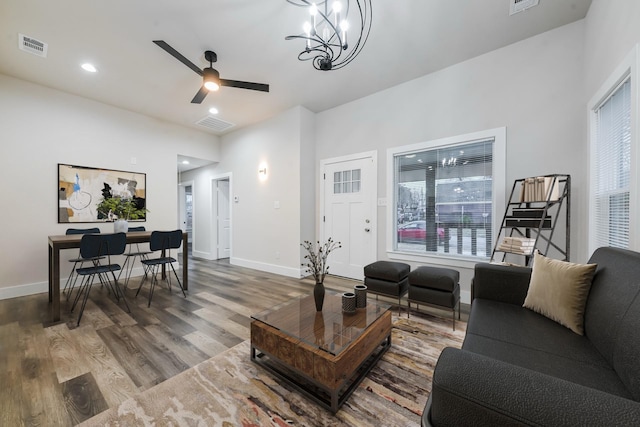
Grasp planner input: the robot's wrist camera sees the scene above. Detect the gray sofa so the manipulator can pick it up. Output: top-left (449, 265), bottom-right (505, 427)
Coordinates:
top-left (423, 247), bottom-right (640, 426)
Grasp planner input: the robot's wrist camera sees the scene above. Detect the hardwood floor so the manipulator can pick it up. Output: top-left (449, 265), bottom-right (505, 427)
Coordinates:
top-left (0, 258), bottom-right (468, 426)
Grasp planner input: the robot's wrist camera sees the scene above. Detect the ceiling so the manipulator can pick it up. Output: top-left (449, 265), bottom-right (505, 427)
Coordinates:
top-left (0, 0), bottom-right (591, 141)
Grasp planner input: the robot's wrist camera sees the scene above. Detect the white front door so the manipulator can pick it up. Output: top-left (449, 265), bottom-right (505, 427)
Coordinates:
top-left (217, 179), bottom-right (231, 259)
top-left (322, 153), bottom-right (377, 280)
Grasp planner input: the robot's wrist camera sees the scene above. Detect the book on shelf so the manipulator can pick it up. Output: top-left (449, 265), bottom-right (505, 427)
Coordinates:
top-left (497, 242), bottom-right (534, 255)
top-left (518, 176), bottom-right (560, 202)
top-left (497, 236), bottom-right (535, 255)
top-left (502, 237), bottom-right (536, 246)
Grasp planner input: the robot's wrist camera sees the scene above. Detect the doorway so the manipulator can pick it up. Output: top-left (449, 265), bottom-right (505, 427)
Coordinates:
top-left (178, 181), bottom-right (194, 256)
top-left (321, 151), bottom-right (377, 280)
top-left (211, 175), bottom-right (232, 260)
top-left (216, 179), bottom-right (231, 259)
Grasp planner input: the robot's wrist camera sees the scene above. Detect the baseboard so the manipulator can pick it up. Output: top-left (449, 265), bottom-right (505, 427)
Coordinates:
top-left (230, 257), bottom-right (302, 279)
top-left (0, 265), bottom-right (180, 301)
top-left (0, 281), bottom-right (49, 300)
top-left (191, 250), bottom-right (215, 260)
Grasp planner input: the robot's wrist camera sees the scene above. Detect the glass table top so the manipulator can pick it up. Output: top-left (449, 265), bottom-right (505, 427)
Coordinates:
top-left (251, 290), bottom-right (391, 356)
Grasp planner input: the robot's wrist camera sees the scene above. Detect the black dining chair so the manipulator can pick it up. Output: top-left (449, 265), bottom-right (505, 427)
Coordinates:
top-left (63, 227), bottom-right (102, 299)
top-left (70, 232), bottom-right (130, 325)
top-left (118, 226), bottom-right (151, 289)
top-left (136, 230), bottom-right (187, 307)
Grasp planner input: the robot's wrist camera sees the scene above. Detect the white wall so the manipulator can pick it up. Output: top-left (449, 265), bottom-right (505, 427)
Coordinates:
top-left (584, 0), bottom-right (640, 97)
top-left (583, 0), bottom-right (640, 258)
top-left (182, 106), bottom-right (315, 278)
top-left (0, 74), bottom-right (220, 297)
top-left (315, 21), bottom-right (586, 302)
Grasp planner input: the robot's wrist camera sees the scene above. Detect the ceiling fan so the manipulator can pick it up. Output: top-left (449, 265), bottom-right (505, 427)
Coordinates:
top-left (153, 40), bottom-right (270, 104)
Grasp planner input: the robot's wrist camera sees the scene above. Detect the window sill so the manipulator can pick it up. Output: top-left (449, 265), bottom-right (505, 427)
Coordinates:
top-left (386, 250), bottom-right (488, 270)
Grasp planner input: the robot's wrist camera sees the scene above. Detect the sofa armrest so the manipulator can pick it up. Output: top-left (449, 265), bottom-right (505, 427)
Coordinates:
top-left (472, 263), bottom-right (531, 305)
top-left (425, 348), bottom-right (640, 427)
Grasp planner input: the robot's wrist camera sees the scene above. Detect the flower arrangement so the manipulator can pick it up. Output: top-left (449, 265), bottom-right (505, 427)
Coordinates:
top-left (301, 238), bottom-right (342, 284)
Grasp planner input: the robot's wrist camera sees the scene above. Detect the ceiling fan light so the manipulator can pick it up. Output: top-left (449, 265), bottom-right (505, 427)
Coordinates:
top-left (203, 67), bottom-right (220, 91)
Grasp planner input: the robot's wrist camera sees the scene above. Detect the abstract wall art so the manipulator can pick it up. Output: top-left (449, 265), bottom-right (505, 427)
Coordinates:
top-left (58, 163), bottom-right (147, 223)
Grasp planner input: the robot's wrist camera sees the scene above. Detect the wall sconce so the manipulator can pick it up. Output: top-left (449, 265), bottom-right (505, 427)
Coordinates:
top-left (258, 163), bottom-right (268, 181)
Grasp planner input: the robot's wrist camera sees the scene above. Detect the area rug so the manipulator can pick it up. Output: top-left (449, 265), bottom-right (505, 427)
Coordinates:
top-left (80, 312), bottom-right (465, 426)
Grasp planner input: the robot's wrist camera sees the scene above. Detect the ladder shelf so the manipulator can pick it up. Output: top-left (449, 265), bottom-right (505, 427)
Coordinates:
top-left (490, 174), bottom-right (570, 266)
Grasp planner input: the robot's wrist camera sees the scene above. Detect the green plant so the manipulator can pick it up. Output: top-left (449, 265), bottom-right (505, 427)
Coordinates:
top-left (97, 196), bottom-right (147, 221)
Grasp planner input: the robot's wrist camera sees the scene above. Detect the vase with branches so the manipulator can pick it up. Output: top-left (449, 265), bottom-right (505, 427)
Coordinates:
top-left (301, 238), bottom-right (341, 311)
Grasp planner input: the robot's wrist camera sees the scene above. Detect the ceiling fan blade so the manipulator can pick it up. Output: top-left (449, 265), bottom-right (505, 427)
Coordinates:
top-left (153, 40), bottom-right (203, 76)
top-left (220, 79), bottom-right (269, 92)
top-left (191, 86), bottom-right (208, 104)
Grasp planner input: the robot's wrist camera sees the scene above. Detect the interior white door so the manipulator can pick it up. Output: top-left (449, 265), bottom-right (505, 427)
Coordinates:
top-left (217, 179), bottom-right (231, 259)
top-left (323, 155), bottom-right (376, 280)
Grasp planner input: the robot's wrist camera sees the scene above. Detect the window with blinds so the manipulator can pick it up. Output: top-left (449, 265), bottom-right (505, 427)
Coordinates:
top-left (393, 139), bottom-right (494, 258)
top-left (592, 77), bottom-right (631, 249)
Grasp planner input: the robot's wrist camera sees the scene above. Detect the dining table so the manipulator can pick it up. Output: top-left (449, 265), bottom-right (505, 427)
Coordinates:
top-left (47, 230), bottom-right (188, 322)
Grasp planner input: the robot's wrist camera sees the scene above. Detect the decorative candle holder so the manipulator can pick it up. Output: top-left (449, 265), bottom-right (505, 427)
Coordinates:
top-left (354, 284), bottom-right (367, 308)
top-left (342, 292), bottom-right (356, 313)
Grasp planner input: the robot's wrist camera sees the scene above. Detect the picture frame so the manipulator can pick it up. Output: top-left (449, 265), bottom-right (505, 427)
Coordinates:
top-left (58, 163), bottom-right (147, 223)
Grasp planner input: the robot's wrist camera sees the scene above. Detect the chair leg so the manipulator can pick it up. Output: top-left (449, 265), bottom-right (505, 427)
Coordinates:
top-left (71, 275), bottom-right (90, 312)
top-left (148, 266), bottom-right (158, 308)
top-left (135, 271), bottom-right (148, 298)
top-left (169, 263), bottom-right (187, 297)
top-left (66, 269), bottom-right (83, 301)
top-left (110, 271), bottom-right (130, 313)
top-left (63, 260), bottom-right (80, 294)
top-left (76, 275), bottom-right (96, 326)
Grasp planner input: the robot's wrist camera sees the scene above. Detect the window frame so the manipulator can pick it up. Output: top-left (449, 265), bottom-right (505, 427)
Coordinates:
top-left (386, 127), bottom-right (506, 268)
top-left (588, 44), bottom-right (640, 255)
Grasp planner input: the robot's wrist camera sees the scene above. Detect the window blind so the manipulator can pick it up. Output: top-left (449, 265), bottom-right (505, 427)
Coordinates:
top-left (593, 77), bottom-right (631, 249)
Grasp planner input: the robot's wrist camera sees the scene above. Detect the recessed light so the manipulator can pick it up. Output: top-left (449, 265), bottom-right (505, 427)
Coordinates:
top-left (81, 63), bottom-right (97, 73)
top-left (209, 107), bottom-right (219, 115)
top-left (182, 160), bottom-right (190, 165)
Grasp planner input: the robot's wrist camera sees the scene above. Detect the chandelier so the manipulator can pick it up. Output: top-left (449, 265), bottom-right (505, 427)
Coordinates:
top-left (285, 0), bottom-right (372, 71)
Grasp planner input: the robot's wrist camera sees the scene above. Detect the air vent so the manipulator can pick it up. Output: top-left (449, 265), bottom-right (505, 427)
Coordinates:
top-left (195, 115), bottom-right (235, 132)
top-left (509, 0), bottom-right (539, 15)
top-left (18, 33), bottom-right (48, 57)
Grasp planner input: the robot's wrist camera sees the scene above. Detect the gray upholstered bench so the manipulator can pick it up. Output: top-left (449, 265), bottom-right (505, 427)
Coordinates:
top-left (363, 261), bottom-right (410, 312)
top-left (408, 266), bottom-right (461, 330)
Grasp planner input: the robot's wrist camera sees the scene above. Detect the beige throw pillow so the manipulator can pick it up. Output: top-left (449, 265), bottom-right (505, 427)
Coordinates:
top-left (523, 251), bottom-right (597, 335)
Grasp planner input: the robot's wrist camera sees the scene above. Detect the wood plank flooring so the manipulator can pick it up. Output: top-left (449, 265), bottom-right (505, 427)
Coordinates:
top-left (0, 257), bottom-right (469, 426)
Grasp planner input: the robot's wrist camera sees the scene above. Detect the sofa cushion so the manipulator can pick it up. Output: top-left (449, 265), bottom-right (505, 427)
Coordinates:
top-left (584, 247), bottom-right (640, 400)
top-left (468, 299), bottom-right (610, 367)
top-left (363, 276), bottom-right (409, 298)
top-left (408, 266), bottom-right (459, 292)
top-left (465, 300), bottom-right (631, 398)
top-left (523, 251), bottom-right (597, 335)
top-left (363, 261), bottom-right (410, 282)
top-left (409, 285), bottom-right (460, 309)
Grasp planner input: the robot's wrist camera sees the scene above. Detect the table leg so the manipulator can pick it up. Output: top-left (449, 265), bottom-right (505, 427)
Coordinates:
top-left (51, 244), bottom-right (61, 322)
top-left (48, 243), bottom-right (53, 302)
top-left (182, 233), bottom-right (188, 291)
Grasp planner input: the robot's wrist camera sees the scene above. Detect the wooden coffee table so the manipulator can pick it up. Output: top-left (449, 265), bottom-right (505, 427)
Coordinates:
top-left (250, 291), bottom-right (392, 413)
